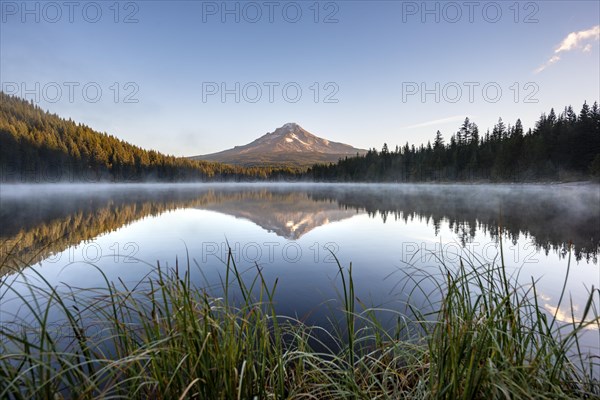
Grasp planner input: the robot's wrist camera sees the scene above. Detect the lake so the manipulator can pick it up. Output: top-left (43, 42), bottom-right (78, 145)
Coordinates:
top-left (1, 183), bottom-right (599, 351)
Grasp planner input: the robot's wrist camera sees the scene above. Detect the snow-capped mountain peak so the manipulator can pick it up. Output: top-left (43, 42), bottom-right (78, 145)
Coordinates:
top-left (191, 123), bottom-right (367, 167)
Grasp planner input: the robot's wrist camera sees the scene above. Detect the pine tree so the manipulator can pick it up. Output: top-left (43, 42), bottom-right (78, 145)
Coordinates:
top-left (492, 118), bottom-right (506, 140)
top-left (514, 119), bottom-right (524, 138)
top-left (470, 123), bottom-right (479, 144)
top-left (566, 106), bottom-right (577, 125)
top-left (459, 117), bottom-right (470, 145)
top-left (579, 101), bottom-right (591, 123)
top-left (434, 130), bottom-right (444, 150)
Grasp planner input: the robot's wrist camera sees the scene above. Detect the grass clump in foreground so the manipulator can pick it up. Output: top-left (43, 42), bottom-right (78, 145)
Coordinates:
top-left (0, 247), bottom-right (598, 399)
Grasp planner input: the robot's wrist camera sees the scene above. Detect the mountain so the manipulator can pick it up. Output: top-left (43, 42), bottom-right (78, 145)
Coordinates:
top-left (191, 123), bottom-right (367, 167)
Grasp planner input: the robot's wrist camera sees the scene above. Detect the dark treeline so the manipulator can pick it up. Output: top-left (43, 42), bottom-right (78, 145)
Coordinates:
top-left (309, 102), bottom-right (600, 182)
top-left (0, 93), bottom-right (300, 182)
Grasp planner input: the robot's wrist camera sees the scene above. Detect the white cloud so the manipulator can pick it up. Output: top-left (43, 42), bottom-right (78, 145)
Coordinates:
top-left (534, 55), bottom-right (561, 74)
top-left (534, 25), bottom-right (599, 73)
top-left (555, 25), bottom-right (600, 52)
top-left (400, 115), bottom-right (468, 130)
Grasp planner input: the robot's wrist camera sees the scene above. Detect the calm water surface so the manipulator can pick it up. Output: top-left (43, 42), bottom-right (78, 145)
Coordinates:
top-left (1, 183), bottom-right (599, 350)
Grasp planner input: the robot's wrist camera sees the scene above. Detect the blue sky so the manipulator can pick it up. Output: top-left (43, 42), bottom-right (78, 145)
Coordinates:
top-left (1, 1), bottom-right (599, 155)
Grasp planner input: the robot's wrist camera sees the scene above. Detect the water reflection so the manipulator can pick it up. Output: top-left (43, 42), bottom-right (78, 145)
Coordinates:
top-left (199, 190), bottom-right (358, 239)
top-left (307, 184), bottom-right (600, 262)
top-left (1, 183), bottom-right (599, 276)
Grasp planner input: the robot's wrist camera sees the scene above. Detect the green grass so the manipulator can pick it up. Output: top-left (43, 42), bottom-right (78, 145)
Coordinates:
top-left (0, 245), bottom-right (598, 399)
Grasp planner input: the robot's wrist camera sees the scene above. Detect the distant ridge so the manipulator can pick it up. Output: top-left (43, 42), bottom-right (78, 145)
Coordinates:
top-left (190, 123), bottom-right (367, 167)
